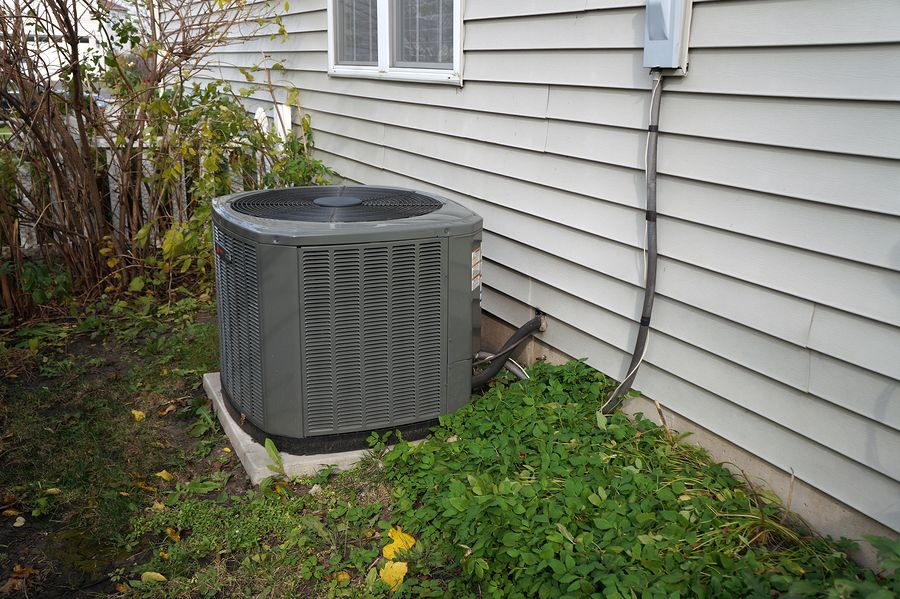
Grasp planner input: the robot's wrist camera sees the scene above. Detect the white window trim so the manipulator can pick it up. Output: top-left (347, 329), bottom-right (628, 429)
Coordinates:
top-left (326, 0), bottom-right (463, 86)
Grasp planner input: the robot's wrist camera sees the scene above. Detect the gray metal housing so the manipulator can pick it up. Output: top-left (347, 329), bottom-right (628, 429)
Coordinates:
top-left (212, 186), bottom-right (482, 439)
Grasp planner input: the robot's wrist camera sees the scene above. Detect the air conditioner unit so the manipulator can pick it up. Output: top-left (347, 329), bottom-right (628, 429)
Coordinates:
top-left (212, 186), bottom-right (482, 453)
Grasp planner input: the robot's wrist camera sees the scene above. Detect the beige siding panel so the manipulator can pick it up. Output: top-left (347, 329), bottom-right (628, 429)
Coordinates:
top-left (659, 218), bottom-right (900, 328)
top-left (547, 86), bottom-right (648, 129)
top-left (211, 68), bottom-right (552, 117)
top-left (315, 131), bottom-right (386, 168)
top-left (668, 46), bottom-right (900, 101)
top-left (810, 354), bottom-right (900, 433)
top-left (291, 74), bottom-right (551, 117)
top-left (464, 49), bottom-right (650, 89)
top-left (659, 136), bottom-right (900, 216)
top-left (661, 94), bottom-right (900, 160)
top-left (546, 120), bottom-right (644, 168)
top-left (210, 51), bottom-right (327, 72)
top-left (808, 307), bottom-right (900, 381)
top-left (381, 151), bottom-right (645, 248)
top-left (656, 260), bottom-right (815, 347)
top-left (465, 10), bottom-right (642, 50)
top-left (302, 91), bottom-right (549, 151)
top-left (691, 0), bottom-right (900, 48)
top-left (465, 0), bottom-right (643, 21)
top-left (275, 9), bottom-right (327, 32)
top-left (216, 31), bottom-right (327, 54)
top-left (659, 177), bottom-right (900, 271)
top-left (486, 232), bottom-right (812, 391)
top-left (306, 109), bottom-right (647, 207)
top-left (485, 261), bottom-right (900, 484)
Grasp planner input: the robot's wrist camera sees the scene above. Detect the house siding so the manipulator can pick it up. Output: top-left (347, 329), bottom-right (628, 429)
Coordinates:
top-left (205, 0), bottom-right (900, 532)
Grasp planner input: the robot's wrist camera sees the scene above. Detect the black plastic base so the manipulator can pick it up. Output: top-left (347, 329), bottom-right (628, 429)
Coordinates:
top-left (219, 387), bottom-right (438, 455)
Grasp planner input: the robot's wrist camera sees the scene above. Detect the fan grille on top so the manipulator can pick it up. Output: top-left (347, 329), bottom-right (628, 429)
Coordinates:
top-left (230, 187), bottom-right (443, 223)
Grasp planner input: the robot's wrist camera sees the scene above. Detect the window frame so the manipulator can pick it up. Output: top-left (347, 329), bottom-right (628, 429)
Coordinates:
top-left (326, 0), bottom-right (463, 86)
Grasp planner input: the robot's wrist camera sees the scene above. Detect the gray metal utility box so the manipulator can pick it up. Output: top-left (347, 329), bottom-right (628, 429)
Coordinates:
top-left (212, 186), bottom-right (482, 447)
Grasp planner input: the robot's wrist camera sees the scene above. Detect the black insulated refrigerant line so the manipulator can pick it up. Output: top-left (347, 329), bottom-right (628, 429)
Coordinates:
top-left (472, 315), bottom-right (543, 390)
top-left (602, 70), bottom-right (664, 414)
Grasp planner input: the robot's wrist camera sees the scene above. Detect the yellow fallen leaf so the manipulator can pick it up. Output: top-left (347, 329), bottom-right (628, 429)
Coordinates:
top-left (159, 551), bottom-right (169, 560)
top-left (114, 582), bottom-right (129, 593)
top-left (165, 527), bottom-right (180, 542)
top-left (380, 560), bottom-right (407, 592)
top-left (2, 509), bottom-right (20, 517)
top-left (161, 368), bottom-right (169, 377)
top-left (151, 501), bottom-right (165, 511)
top-left (383, 526), bottom-right (416, 559)
top-left (119, 491), bottom-right (130, 496)
top-left (140, 571), bottom-right (167, 583)
top-left (155, 470), bottom-right (173, 482)
top-left (157, 404), bottom-right (176, 417)
top-left (135, 482), bottom-right (157, 492)
top-left (44, 488), bottom-right (62, 495)
top-left (332, 570), bottom-right (350, 582)
top-left (131, 410), bottom-right (145, 422)
top-left (13, 516), bottom-right (25, 527)
top-left (221, 447), bottom-right (232, 453)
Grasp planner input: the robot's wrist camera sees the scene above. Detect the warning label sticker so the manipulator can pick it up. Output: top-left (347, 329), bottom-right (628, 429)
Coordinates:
top-left (471, 246), bottom-right (482, 291)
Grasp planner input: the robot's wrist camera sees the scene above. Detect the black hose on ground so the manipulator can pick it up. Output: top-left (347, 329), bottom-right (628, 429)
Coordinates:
top-left (472, 315), bottom-right (543, 390)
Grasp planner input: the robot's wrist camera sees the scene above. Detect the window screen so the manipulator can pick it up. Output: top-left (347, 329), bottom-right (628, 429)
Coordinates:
top-left (393, 0), bottom-right (453, 68)
top-left (336, 0), bottom-right (378, 65)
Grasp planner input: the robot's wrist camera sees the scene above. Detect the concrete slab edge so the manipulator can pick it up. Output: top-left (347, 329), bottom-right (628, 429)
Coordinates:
top-left (203, 373), bottom-right (373, 485)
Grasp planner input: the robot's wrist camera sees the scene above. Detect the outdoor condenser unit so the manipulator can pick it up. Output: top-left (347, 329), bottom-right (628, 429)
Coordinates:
top-left (212, 186), bottom-right (482, 451)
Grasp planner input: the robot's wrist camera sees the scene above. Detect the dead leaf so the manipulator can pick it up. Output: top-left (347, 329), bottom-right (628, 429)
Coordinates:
top-left (135, 482), bottom-right (157, 492)
top-left (0, 564), bottom-right (34, 593)
top-left (2, 509), bottom-right (20, 517)
top-left (157, 404), bottom-right (176, 417)
top-left (159, 551), bottom-right (169, 560)
top-left (10, 565), bottom-right (34, 579)
top-left (151, 501), bottom-right (165, 512)
top-left (155, 470), bottom-right (173, 482)
top-left (140, 571), bottom-right (167, 583)
top-left (221, 447), bottom-right (232, 453)
top-left (383, 526), bottom-right (416, 559)
top-left (380, 561), bottom-right (407, 592)
top-left (131, 410), bottom-right (145, 422)
top-left (165, 527), bottom-right (180, 542)
top-left (12, 516), bottom-right (25, 527)
top-left (114, 582), bottom-right (129, 593)
top-left (44, 488), bottom-right (61, 495)
top-left (119, 491), bottom-right (130, 496)
top-left (331, 570), bottom-right (350, 583)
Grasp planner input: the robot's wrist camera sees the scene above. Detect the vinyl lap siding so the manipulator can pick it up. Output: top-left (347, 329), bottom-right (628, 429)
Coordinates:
top-left (205, 0), bottom-right (900, 531)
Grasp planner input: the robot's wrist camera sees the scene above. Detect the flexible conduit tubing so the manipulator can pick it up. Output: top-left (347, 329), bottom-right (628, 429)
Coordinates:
top-left (472, 316), bottom-right (543, 390)
top-left (603, 71), bottom-right (663, 414)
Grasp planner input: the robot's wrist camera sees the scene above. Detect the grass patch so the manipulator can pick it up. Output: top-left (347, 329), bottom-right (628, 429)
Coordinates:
top-left (0, 300), bottom-right (226, 593)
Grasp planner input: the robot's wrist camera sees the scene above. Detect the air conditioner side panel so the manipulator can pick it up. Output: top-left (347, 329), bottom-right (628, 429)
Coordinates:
top-left (256, 243), bottom-right (303, 437)
top-left (446, 231), bottom-right (482, 412)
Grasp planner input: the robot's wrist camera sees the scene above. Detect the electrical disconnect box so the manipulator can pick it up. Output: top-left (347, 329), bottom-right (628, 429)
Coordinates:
top-left (643, 0), bottom-right (693, 74)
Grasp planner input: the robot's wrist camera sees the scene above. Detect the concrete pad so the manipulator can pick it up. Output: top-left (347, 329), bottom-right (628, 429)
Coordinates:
top-left (203, 372), bottom-right (374, 485)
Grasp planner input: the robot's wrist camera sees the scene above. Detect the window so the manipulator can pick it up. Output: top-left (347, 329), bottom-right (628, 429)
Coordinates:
top-left (327, 0), bottom-right (462, 84)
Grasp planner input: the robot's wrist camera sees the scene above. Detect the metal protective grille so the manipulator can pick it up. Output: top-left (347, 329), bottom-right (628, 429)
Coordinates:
top-left (230, 187), bottom-right (442, 222)
top-left (300, 239), bottom-right (446, 435)
top-left (214, 225), bottom-right (264, 425)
